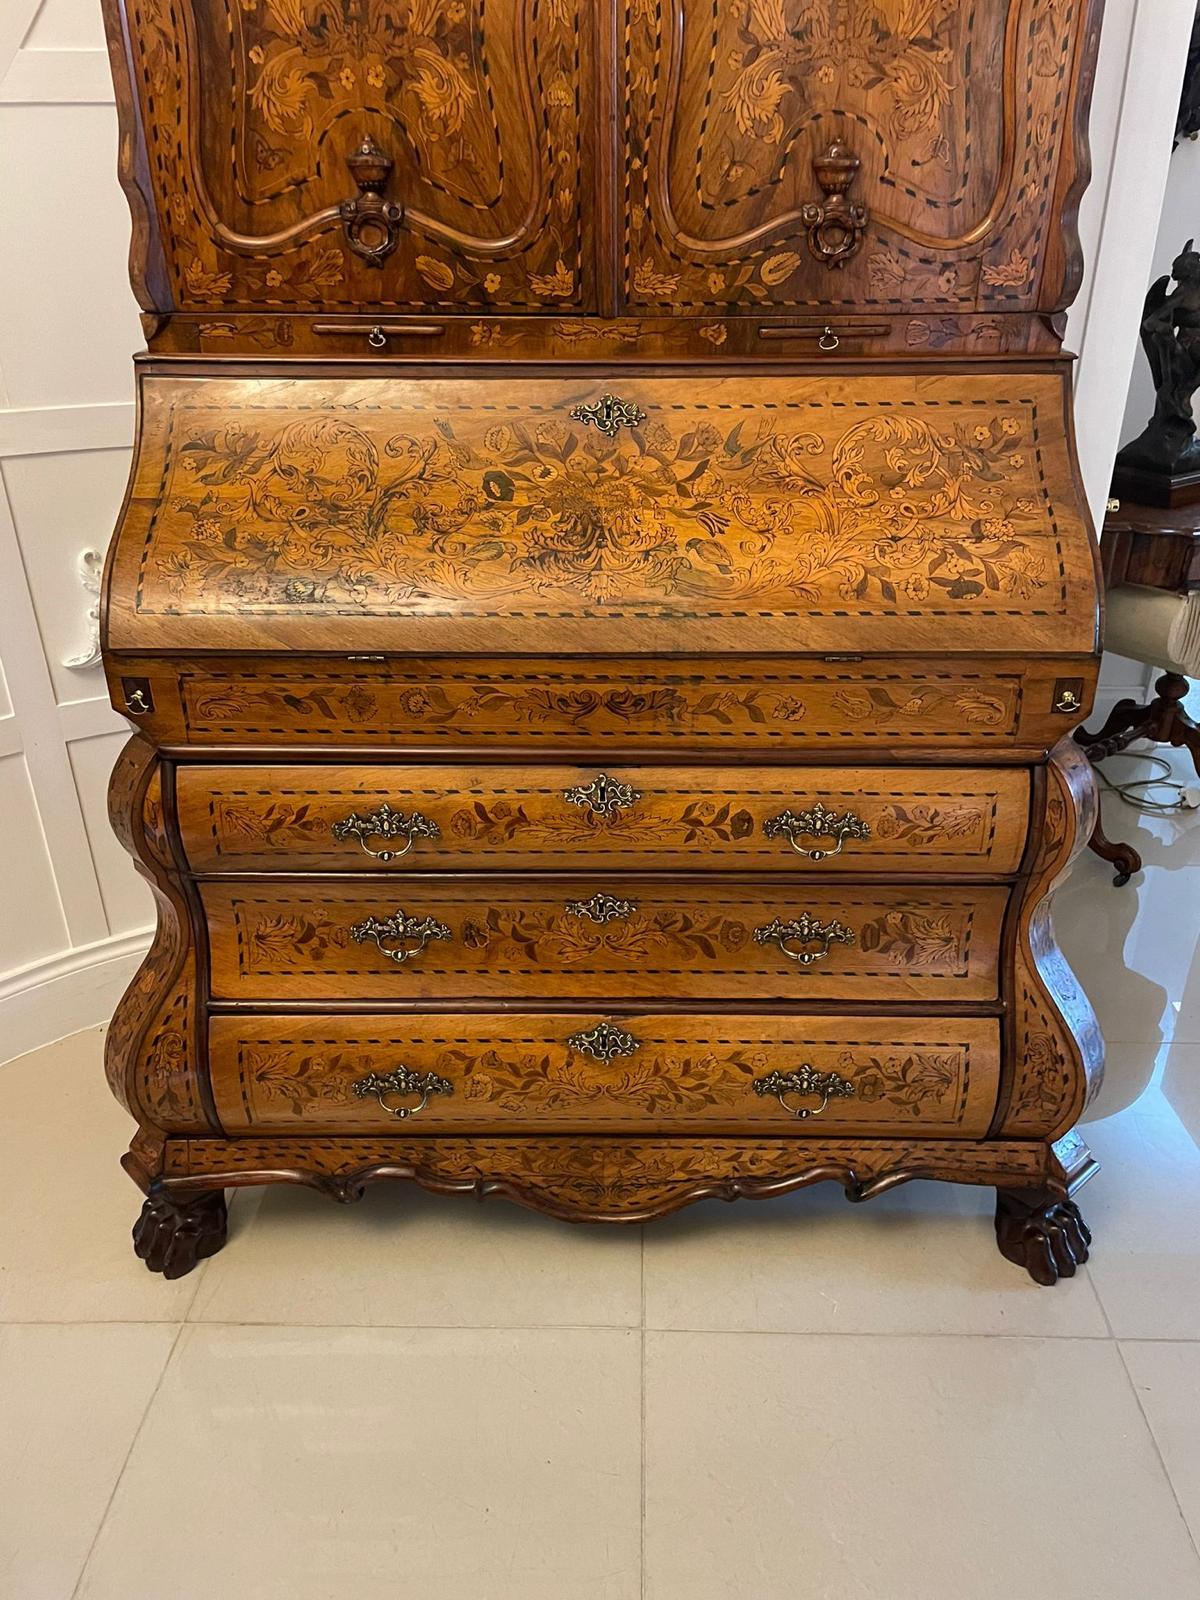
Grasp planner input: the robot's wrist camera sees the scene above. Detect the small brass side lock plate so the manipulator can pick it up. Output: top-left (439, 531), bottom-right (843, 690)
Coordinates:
top-left (1052, 678), bottom-right (1085, 716)
top-left (121, 677), bottom-right (154, 716)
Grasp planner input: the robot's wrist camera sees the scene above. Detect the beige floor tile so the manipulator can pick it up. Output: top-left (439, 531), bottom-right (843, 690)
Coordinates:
top-left (190, 1180), bottom-right (642, 1328)
top-left (1056, 752), bottom-right (1200, 1048)
top-left (1080, 1105), bottom-right (1200, 1339)
top-left (0, 1028), bottom-right (201, 1322)
top-left (76, 1324), bottom-right (641, 1600)
top-left (1161, 1039), bottom-right (1200, 1145)
top-left (0, 1322), bottom-right (178, 1600)
top-left (1121, 1341), bottom-right (1200, 1549)
top-left (643, 1179), bottom-right (1107, 1336)
top-left (644, 1332), bottom-right (1200, 1600)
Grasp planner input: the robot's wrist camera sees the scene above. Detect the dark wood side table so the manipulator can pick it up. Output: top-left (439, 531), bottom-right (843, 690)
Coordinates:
top-left (1076, 501), bottom-right (1200, 883)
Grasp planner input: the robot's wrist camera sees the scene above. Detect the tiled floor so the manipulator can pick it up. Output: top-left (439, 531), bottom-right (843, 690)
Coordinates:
top-left (3, 746), bottom-right (1200, 1598)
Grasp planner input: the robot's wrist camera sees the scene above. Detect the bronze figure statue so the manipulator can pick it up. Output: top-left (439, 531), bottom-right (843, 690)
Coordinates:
top-left (1114, 240), bottom-right (1200, 505)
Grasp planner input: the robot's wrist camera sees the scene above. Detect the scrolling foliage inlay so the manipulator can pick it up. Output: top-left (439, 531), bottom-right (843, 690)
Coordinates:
top-left (132, 382), bottom-right (1073, 628)
top-left (623, 0), bottom-right (1081, 311)
top-left (127, 0), bottom-right (586, 310)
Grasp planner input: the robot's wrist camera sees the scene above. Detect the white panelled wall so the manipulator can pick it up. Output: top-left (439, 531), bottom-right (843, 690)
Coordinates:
top-left (0, 0), bottom-right (1194, 1060)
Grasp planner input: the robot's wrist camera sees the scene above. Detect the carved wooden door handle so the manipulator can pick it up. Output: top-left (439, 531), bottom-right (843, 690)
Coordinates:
top-left (803, 140), bottom-right (868, 268)
top-left (349, 909), bottom-right (452, 965)
top-left (340, 137), bottom-right (403, 267)
top-left (351, 1067), bottom-right (453, 1120)
top-left (752, 1066), bottom-right (856, 1119)
top-left (754, 913), bottom-right (856, 966)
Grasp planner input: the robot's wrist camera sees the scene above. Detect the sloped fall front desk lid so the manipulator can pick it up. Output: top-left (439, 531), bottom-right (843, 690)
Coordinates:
top-left (104, 372), bottom-right (1099, 657)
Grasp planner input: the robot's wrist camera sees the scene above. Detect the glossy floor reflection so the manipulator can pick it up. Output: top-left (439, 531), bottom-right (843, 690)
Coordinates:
top-left (3, 742), bottom-right (1200, 1597)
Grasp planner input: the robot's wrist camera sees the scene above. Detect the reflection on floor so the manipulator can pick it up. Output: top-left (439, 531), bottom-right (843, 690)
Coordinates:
top-left (2, 742), bottom-right (1199, 1598)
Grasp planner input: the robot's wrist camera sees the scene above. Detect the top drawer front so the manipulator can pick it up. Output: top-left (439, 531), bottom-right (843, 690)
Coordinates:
top-left (179, 764), bottom-right (1030, 876)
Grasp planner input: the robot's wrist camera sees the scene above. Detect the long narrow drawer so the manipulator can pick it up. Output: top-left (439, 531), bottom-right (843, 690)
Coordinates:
top-left (209, 1013), bottom-right (1000, 1137)
top-left (178, 764), bottom-right (1030, 875)
top-left (202, 879), bottom-right (1006, 1002)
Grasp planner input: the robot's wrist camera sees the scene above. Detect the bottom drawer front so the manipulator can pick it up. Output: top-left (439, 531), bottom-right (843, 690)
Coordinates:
top-left (209, 1014), bottom-right (999, 1137)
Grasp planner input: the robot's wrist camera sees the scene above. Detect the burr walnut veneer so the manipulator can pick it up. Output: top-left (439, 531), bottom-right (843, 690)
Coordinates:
top-left (101, 0), bottom-right (1107, 1283)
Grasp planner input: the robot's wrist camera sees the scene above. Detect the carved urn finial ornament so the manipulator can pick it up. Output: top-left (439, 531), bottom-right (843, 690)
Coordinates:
top-left (802, 140), bottom-right (869, 268)
top-left (339, 136), bottom-right (403, 267)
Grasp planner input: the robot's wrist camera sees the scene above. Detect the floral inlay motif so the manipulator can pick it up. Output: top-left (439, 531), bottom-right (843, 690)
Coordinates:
top-left (623, 0), bottom-right (1074, 309)
top-left (132, 0), bottom-right (583, 309)
top-left (143, 397), bottom-right (1059, 620)
top-left (241, 1039), bottom-right (966, 1121)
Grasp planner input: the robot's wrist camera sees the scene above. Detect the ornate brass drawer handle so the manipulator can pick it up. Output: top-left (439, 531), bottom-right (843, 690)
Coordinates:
top-left (352, 1067), bottom-right (453, 1120)
top-left (566, 892), bottom-right (636, 923)
top-left (349, 909), bottom-right (452, 966)
top-left (753, 1065), bottom-right (856, 1120)
top-left (331, 802), bottom-right (440, 861)
top-left (754, 913), bottom-right (856, 966)
top-left (567, 1022), bottom-right (641, 1064)
top-left (563, 773), bottom-right (643, 819)
top-left (763, 802), bottom-right (870, 861)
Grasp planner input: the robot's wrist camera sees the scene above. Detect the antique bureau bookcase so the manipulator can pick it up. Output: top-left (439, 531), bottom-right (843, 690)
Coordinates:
top-left (100, 0), bottom-right (1108, 1282)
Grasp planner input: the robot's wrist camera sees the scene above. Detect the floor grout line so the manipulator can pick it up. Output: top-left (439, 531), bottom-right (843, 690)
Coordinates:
top-left (69, 1320), bottom-right (189, 1600)
top-left (1114, 1339), bottom-right (1200, 1568)
top-left (640, 1225), bottom-right (647, 1600)
top-left (6, 1318), bottom-right (1163, 1336)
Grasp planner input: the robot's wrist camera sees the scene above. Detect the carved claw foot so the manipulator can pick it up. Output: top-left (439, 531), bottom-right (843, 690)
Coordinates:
top-left (995, 1189), bottom-right (1092, 1285)
top-left (132, 1185), bottom-right (228, 1278)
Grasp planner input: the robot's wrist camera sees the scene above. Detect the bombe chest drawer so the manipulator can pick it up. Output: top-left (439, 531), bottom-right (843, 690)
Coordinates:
top-left (101, 0), bottom-right (1106, 1284)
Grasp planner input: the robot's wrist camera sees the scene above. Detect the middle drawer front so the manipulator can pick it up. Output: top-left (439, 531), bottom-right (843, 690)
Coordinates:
top-left (203, 879), bottom-right (1006, 1003)
top-left (177, 764), bottom-right (1030, 876)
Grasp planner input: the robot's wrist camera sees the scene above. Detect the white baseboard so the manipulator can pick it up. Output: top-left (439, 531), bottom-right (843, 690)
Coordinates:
top-left (0, 928), bottom-right (152, 1066)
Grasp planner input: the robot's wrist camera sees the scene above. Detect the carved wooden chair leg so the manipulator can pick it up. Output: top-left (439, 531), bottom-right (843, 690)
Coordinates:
top-left (1074, 695), bottom-right (1152, 757)
top-left (1086, 812), bottom-right (1143, 886)
top-left (1152, 671), bottom-right (1200, 775)
top-left (995, 1188), bottom-right (1092, 1285)
top-left (132, 1184), bottom-right (228, 1278)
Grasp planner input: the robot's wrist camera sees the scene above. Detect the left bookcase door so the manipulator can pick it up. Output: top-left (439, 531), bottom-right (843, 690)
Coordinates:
top-left (115, 0), bottom-right (598, 314)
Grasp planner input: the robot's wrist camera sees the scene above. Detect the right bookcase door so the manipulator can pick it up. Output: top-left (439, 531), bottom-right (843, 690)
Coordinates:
top-left (617, 0), bottom-right (1095, 318)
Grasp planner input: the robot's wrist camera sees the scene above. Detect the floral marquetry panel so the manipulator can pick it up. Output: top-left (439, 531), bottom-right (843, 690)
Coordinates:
top-left (207, 1013), bottom-right (1001, 1136)
top-left (104, 371), bottom-right (1098, 656)
top-left (622, 0), bottom-right (1098, 314)
top-left (200, 878), bottom-right (1007, 1002)
top-left (108, 0), bottom-right (592, 311)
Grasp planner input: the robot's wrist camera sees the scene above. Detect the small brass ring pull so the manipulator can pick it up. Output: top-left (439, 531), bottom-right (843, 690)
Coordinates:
top-left (352, 1067), bottom-right (453, 1120)
top-left (368, 325), bottom-right (387, 349)
top-left (763, 803), bottom-right (870, 861)
top-left (331, 803), bottom-right (440, 862)
top-left (349, 909), bottom-right (452, 966)
top-left (753, 1065), bottom-right (856, 1120)
top-left (754, 913), bottom-right (856, 967)
top-left (818, 326), bottom-right (839, 351)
